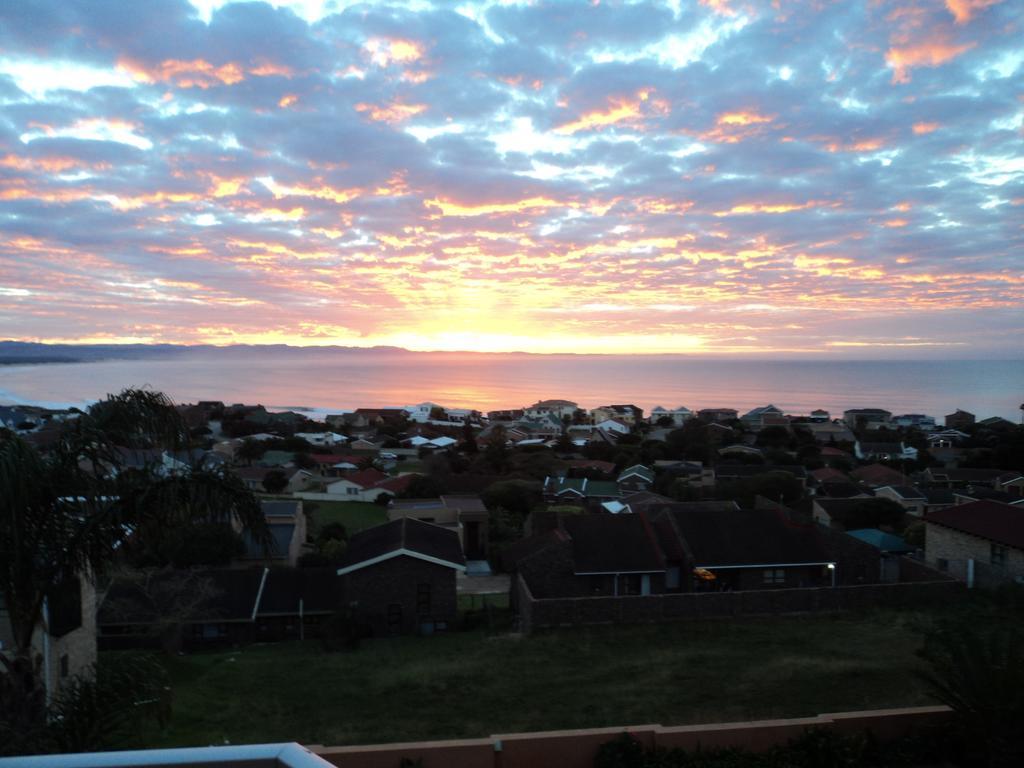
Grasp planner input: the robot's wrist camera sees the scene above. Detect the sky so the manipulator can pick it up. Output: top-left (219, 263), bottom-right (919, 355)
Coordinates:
top-left (0, 0), bottom-right (1021, 357)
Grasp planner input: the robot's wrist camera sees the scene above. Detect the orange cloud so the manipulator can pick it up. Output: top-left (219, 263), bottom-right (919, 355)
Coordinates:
top-left (355, 101), bottom-right (427, 124)
top-left (700, 110), bottom-right (774, 143)
top-left (279, 94), bottom-right (299, 108)
top-left (364, 38), bottom-right (424, 67)
top-left (700, 0), bottom-right (737, 16)
top-left (118, 57), bottom-right (246, 88)
top-left (883, 218), bottom-right (909, 227)
top-left (886, 38), bottom-right (975, 83)
top-left (556, 89), bottom-right (664, 134)
top-left (912, 121), bottom-right (940, 134)
top-left (945, 0), bottom-right (1002, 24)
top-left (825, 137), bottom-right (886, 153)
top-left (714, 201), bottom-right (831, 216)
top-left (425, 197), bottom-right (563, 217)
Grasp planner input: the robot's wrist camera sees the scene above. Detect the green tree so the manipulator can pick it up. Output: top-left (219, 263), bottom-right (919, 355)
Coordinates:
top-left (0, 388), bottom-right (269, 752)
top-left (262, 468), bottom-right (289, 494)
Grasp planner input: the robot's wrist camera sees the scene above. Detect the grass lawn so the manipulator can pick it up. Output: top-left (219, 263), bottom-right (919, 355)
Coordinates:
top-left (115, 607), bottom-right (948, 750)
top-left (304, 500), bottom-right (387, 536)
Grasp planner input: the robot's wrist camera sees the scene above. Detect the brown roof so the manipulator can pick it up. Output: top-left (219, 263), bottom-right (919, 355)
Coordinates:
top-left (926, 500), bottom-right (1024, 549)
top-left (342, 468), bottom-right (389, 488)
top-left (811, 467), bottom-right (848, 483)
top-left (850, 463), bottom-right (907, 487)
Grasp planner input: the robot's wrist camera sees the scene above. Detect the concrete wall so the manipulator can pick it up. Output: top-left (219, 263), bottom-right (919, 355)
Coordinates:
top-left (312, 707), bottom-right (953, 768)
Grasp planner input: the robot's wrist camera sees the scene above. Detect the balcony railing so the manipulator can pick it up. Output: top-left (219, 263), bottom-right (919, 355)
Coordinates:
top-left (0, 742), bottom-right (333, 768)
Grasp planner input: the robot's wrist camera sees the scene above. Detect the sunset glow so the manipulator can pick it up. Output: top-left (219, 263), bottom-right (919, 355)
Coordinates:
top-left (0, 0), bottom-right (1020, 357)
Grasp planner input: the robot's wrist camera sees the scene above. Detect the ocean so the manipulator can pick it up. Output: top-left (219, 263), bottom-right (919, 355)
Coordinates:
top-left (0, 350), bottom-right (1021, 421)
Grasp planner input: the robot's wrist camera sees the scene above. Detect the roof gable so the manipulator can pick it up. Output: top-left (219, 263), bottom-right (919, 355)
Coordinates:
top-left (337, 518), bottom-right (466, 575)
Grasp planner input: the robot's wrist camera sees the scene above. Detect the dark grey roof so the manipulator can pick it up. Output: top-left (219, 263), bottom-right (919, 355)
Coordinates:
top-left (99, 568), bottom-right (264, 625)
top-left (564, 514), bottom-right (664, 574)
top-left (886, 485), bottom-right (926, 500)
top-left (922, 487), bottom-right (956, 504)
top-left (714, 464), bottom-right (807, 479)
top-left (657, 506), bottom-right (828, 567)
top-left (257, 568), bottom-right (338, 616)
top-left (261, 500), bottom-right (301, 518)
top-left (339, 517), bottom-right (466, 572)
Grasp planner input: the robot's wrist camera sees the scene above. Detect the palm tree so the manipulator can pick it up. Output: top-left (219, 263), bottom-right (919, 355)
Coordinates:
top-left (0, 388), bottom-right (269, 746)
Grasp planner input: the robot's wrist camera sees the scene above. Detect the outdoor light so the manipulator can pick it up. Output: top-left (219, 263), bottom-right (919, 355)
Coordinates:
top-left (827, 563), bottom-right (836, 588)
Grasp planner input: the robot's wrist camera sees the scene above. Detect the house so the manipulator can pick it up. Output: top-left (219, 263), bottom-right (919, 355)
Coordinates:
top-left (294, 432), bottom-right (348, 447)
top-left (718, 444), bottom-right (765, 460)
top-left (850, 463), bottom-right (908, 489)
top-left (617, 464), bottom-right (655, 493)
top-left (892, 414), bottom-right (937, 430)
top-left (594, 418), bottom-right (631, 436)
top-left (874, 486), bottom-right (928, 516)
top-left (1, 575), bottom-right (97, 701)
top-left (854, 441), bottom-right (918, 462)
top-left (542, 476), bottom-right (621, 504)
top-left (233, 466), bottom-right (318, 494)
top-left (922, 467), bottom-right (1014, 489)
top-left (336, 518), bottom-right (466, 636)
top-left (842, 408), bottom-right (892, 430)
top-left (803, 421), bottom-right (857, 444)
top-left (654, 460), bottom-right (715, 488)
top-left (739, 404), bottom-right (787, 431)
top-left (714, 464), bottom-right (807, 489)
top-left (697, 408), bottom-right (738, 423)
top-left (486, 408), bottom-right (524, 421)
top-left (238, 500), bottom-right (307, 567)
top-left (925, 500), bottom-right (1024, 586)
top-left (809, 409), bottom-right (831, 422)
top-left (944, 409), bottom-right (976, 430)
top-left (648, 406), bottom-right (693, 426)
top-left (514, 505), bottom-right (836, 599)
top-left (590, 404), bottom-right (643, 425)
top-left (920, 487), bottom-right (957, 515)
top-left (524, 399), bottom-right (579, 421)
top-left (98, 567), bottom-right (338, 649)
top-left (387, 495), bottom-right (490, 559)
top-left (323, 469), bottom-right (409, 502)
top-left (812, 497), bottom-right (904, 531)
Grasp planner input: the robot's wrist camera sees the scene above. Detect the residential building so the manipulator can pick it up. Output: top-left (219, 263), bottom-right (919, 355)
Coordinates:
top-left (874, 486), bottom-right (927, 517)
top-left (854, 441), bottom-right (918, 462)
top-left (944, 409), bottom-right (976, 430)
top-left (842, 408), bottom-right (892, 430)
top-left (697, 408), bottom-right (739, 423)
top-left (739, 404), bottom-right (787, 431)
top-left (1, 575), bottom-right (97, 701)
top-left (617, 464), bottom-right (655, 493)
top-left (336, 518), bottom-right (466, 636)
top-left (892, 414), bottom-right (937, 430)
top-left (648, 406), bottom-right (693, 426)
top-left (523, 399), bottom-right (579, 421)
top-left (387, 495), bottom-right (490, 560)
top-left (590, 404), bottom-right (643, 425)
top-left (809, 409), bottom-right (830, 422)
top-left (542, 476), bottom-right (621, 504)
top-left (925, 500), bottom-right (1024, 586)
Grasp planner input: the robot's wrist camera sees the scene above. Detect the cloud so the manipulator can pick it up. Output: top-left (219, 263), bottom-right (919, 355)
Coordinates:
top-left (0, 0), bottom-right (1020, 355)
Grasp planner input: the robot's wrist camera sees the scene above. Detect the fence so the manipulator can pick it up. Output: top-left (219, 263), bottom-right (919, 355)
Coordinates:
top-left (517, 571), bottom-right (964, 634)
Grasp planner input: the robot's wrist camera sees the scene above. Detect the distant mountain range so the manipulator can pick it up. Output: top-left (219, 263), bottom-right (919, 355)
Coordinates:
top-left (0, 341), bottom-right (408, 364)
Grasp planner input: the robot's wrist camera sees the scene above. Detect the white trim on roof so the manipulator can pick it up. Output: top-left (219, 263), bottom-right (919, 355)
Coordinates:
top-left (696, 561), bottom-right (836, 570)
top-left (336, 548), bottom-right (466, 576)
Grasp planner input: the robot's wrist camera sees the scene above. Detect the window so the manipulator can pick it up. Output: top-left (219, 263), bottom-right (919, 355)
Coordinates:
top-left (763, 569), bottom-right (786, 585)
top-left (59, 654), bottom-right (69, 678)
top-left (991, 544), bottom-right (1007, 568)
top-left (346, 486), bottom-right (359, 496)
top-left (416, 583), bottom-right (431, 615)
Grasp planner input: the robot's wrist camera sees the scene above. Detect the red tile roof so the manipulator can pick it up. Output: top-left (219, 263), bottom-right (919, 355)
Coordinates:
top-left (342, 468), bottom-right (389, 489)
top-left (926, 500), bottom-right (1024, 550)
